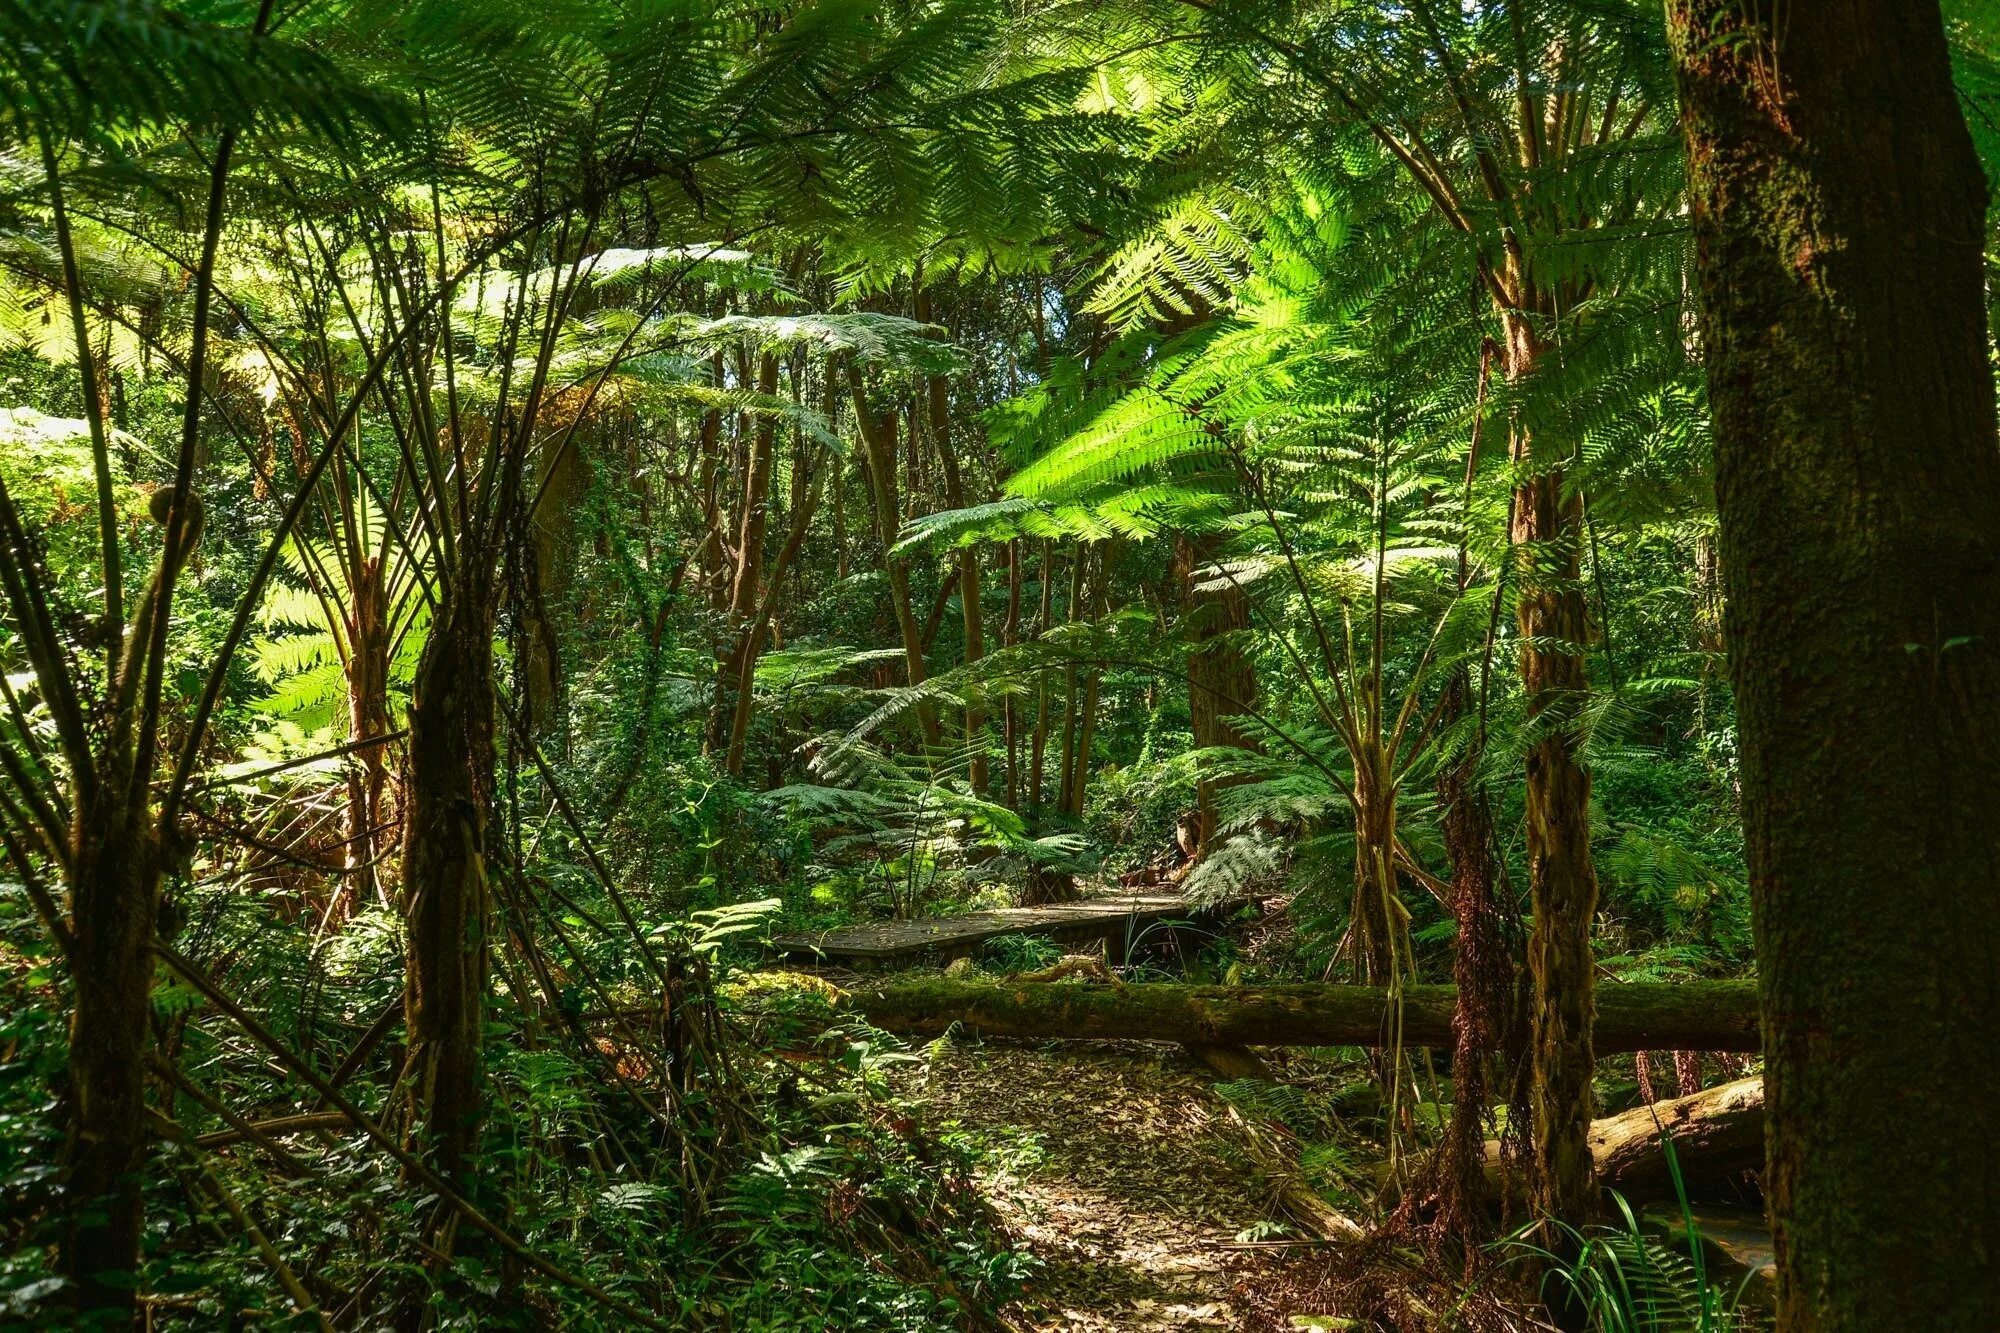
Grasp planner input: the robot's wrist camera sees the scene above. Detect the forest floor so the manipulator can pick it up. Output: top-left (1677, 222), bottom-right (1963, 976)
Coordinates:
top-left (900, 1038), bottom-right (1325, 1331)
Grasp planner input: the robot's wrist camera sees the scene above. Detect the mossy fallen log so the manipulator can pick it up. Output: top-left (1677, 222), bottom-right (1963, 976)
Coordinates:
top-left (842, 978), bottom-right (1760, 1054)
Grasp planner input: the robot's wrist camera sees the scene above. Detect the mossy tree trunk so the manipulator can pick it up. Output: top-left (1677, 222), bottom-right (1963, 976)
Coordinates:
top-left (402, 563), bottom-right (498, 1187)
top-left (1430, 665), bottom-right (1511, 1239)
top-left (63, 778), bottom-right (161, 1316)
top-left (1174, 532), bottom-right (1258, 853)
top-left (1502, 310), bottom-right (1601, 1229)
top-left (1667, 2), bottom-right (2000, 1326)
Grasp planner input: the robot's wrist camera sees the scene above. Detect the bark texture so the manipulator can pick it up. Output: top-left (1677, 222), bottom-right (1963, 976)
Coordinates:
top-left (1667, 3), bottom-right (2000, 1327)
top-left (840, 978), bottom-right (1758, 1053)
top-left (63, 786), bottom-right (161, 1315)
top-left (343, 554), bottom-right (394, 911)
top-left (57, 494), bottom-right (200, 1315)
top-left (724, 448), bottom-right (824, 776)
top-left (525, 422), bottom-right (588, 737)
top-left (1430, 670), bottom-right (1513, 1238)
top-left (401, 571), bottom-right (497, 1186)
top-left (1174, 533), bottom-right (1257, 852)
top-left (919, 287), bottom-right (989, 792)
top-left (849, 369), bottom-right (942, 750)
top-left (1503, 311), bottom-right (1600, 1228)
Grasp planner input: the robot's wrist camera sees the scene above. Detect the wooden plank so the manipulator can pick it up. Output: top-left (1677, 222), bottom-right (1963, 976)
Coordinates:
top-left (771, 894), bottom-right (1195, 964)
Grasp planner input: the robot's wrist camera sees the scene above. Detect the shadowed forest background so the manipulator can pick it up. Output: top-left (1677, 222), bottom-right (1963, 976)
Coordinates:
top-left (1, 1), bottom-right (1997, 1329)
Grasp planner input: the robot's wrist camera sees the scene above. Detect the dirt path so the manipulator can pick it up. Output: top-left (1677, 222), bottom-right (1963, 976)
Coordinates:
top-left (905, 1039), bottom-right (1318, 1331)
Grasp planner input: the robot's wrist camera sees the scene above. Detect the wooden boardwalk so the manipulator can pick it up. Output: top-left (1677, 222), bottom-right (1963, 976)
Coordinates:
top-left (771, 893), bottom-right (1200, 969)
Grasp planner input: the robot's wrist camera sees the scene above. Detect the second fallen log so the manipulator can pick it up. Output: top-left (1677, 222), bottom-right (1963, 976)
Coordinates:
top-left (1485, 1077), bottom-right (1766, 1200)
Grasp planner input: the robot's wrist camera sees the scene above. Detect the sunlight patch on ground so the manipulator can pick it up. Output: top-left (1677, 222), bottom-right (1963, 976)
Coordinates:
top-left (903, 1040), bottom-right (1317, 1331)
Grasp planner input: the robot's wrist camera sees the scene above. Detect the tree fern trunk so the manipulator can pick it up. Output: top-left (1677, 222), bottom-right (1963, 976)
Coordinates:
top-left (1056, 546), bottom-right (1085, 813)
top-left (1503, 311), bottom-right (1601, 1231)
top-left (345, 557), bottom-right (394, 913)
top-left (1668, 3), bottom-right (2000, 1325)
top-left (1175, 532), bottom-right (1257, 852)
top-left (525, 423), bottom-right (587, 738)
top-left (402, 567), bottom-right (496, 1187)
top-left (1431, 666), bottom-right (1511, 1241)
top-left (1003, 538), bottom-right (1022, 808)
top-left (63, 776), bottom-right (160, 1318)
top-left (920, 287), bottom-right (989, 793)
top-left (849, 369), bottom-right (941, 751)
top-left (1029, 541), bottom-right (1055, 811)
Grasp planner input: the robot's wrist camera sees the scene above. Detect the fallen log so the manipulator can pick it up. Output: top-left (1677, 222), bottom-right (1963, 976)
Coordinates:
top-left (1591, 1075), bottom-right (1766, 1198)
top-left (1484, 1076), bottom-right (1765, 1201)
top-left (842, 978), bottom-right (1760, 1054)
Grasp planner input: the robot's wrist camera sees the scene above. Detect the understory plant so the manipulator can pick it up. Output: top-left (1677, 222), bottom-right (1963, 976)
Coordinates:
top-left (1499, 1136), bottom-right (1770, 1333)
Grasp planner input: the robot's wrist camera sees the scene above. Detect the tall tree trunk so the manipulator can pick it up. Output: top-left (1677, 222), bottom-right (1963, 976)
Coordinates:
top-left (1028, 541), bottom-right (1056, 809)
top-left (525, 424), bottom-right (588, 738)
top-left (918, 287), bottom-right (988, 791)
top-left (1056, 545), bottom-right (1087, 812)
top-left (1174, 533), bottom-right (1258, 851)
top-left (1348, 740), bottom-right (1400, 985)
top-left (344, 556), bottom-right (394, 912)
top-left (1003, 538), bottom-right (1022, 807)
top-left (1503, 310), bottom-right (1601, 1229)
top-left (63, 776), bottom-right (160, 1317)
top-left (936, 413), bottom-right (988, 791)
top-left (1066, 669), bottom-right (1101, 819)
top-left (1429, 666), bottom-right (1511, 1241)
top-left (402, 566), bottom-right (497, 1188)
top-left (710, 352), bottom-right (783, 755)
top-left (1667, 4), bottom-right (2000, 1326)
top-left (724, 447), bottom-right (825, 777)
top-left (849, 367), bottom-right (942, 750)
top-left (727, 351), bottom-right (783, 618)
top-left (1065, 544), bottom-right (1111, 819)
top-left (832, 456), bottom-right (848, 581)
top-left (697, 354), bottom-right (727, 610)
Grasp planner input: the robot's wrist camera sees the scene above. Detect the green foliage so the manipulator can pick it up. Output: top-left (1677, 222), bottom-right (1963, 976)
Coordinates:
top-left (10, 0), bottom-right (1977, 1322)
top-left (1500, 1141), bottom-right (1771, 1333)
top-left (977, 930), bottom-right (1063, 973)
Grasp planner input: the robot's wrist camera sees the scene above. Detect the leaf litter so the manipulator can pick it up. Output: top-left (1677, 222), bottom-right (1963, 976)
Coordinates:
top-left (901, 1038), bottom-right (1323, 1331)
